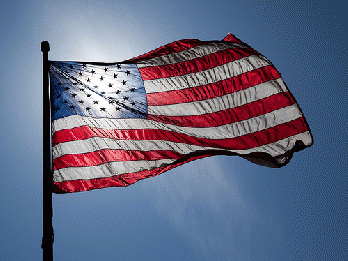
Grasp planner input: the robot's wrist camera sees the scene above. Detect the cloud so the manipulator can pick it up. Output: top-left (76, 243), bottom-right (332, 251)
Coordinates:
top-left (140, 156), bottom-right (258, 260)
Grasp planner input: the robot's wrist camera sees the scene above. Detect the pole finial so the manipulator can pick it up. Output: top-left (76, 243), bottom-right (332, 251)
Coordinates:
top-left (41, 41), bottom-right (50, 53)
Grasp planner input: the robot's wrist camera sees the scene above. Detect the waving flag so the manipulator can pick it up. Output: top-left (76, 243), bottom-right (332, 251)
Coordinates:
top-left (50, 34), bottom-right (313, 193)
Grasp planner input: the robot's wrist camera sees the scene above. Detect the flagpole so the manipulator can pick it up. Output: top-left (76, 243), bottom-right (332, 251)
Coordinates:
top-left (41, 41), bottom-right (53, 261)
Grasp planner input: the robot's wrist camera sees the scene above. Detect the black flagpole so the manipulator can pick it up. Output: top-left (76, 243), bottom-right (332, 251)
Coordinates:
top-left (41, 41), bottom-right (53, 261)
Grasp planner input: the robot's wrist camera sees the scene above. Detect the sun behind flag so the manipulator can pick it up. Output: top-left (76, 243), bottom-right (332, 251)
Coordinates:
top-left (50, 34), bottom-right (313, 193)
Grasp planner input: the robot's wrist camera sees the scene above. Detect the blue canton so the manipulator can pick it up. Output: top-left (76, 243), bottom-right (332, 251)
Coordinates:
top-left (50, 61), bottom-right (147, 121)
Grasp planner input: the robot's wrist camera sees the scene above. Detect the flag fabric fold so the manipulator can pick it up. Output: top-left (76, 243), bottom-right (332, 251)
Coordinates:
top-left (49, 33), bottom-right (313, 193)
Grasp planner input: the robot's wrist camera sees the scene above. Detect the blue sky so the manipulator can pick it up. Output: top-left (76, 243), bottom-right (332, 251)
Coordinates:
top-left (0, 1), bottom-right (347, 260)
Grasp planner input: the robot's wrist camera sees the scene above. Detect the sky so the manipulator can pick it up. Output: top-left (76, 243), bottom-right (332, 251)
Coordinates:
top-left (0, 0), bottom-right (347, 260)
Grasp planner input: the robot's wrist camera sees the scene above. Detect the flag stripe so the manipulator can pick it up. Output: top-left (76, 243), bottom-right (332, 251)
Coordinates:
top-left (52, 137), bottom-right (219, 159)
top-left (53, 130), bottom-right (311, 161)
top-left (54, 154), bottom-right (210, 193)
top-left (146, 65), bottom-right (281, 106)
top-left (128, 40), bottom-right (247, 66)
top-left (143, 54), bottom-right (271, 94)
top-left (53, 131), bottom-right (312, 184)
top-left (138, 44), bottom-right (253, 75)
top-left (53, 158), bottom-right (176, 182)
top-left (147, 78), bottom-right (288, 117)
top-left (52, 116), bottom-right (307, 161)
top-left (126, 39), bottom-right (206, 64)
top-left (53, 149), bottom-right (183, 170)
top-left (52, 104), bottom-right (303, 146)
top-left (147, 92), bottom-right (296, 127)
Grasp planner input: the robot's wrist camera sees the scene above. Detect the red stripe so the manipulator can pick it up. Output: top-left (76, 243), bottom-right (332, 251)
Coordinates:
top-left (147, 92), bottom-right (296, 127)
top-left (53, 117), bottom-right (308, 152)
top-left (53, 154), bottom-right (210, 193)
top-left (223, 33), bottom-right (242, 43)
top-left (139, 48), bottom-right (259, 80)
top-left (147, 65), bottom-right (281, 106)
top-left (53, 150), bottom-right (182, 170)
top-left (124, 39), bottom-right (205, 63)
top-left (124, 34), bottom-right (243, 64)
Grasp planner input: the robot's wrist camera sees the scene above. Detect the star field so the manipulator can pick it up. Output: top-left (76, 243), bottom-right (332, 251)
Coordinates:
top-left (49, 61), bottom-right (147, 121)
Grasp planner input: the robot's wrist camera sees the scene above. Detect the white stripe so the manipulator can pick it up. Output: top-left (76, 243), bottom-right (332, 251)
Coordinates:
top-left (53, 158), bottom-right (175, 182)
top-left (143, 54), bottom-right (271, 94)
top-left (53, 131), bottom-right (312, 182)
top-left (137, 42), bottom-right (249, 68)
top-left (52, 104), bottom-right (303, 140)
top-left (148, 78), bottom-right (288, 116)
top-left (249, 131), bottom-right (312, 158)
top-left (271, 131), bottom-right (313, 164)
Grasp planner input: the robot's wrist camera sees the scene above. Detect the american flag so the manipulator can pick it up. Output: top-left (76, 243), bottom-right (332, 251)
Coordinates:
top-left (50, 34), bottom-right (313, 193)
